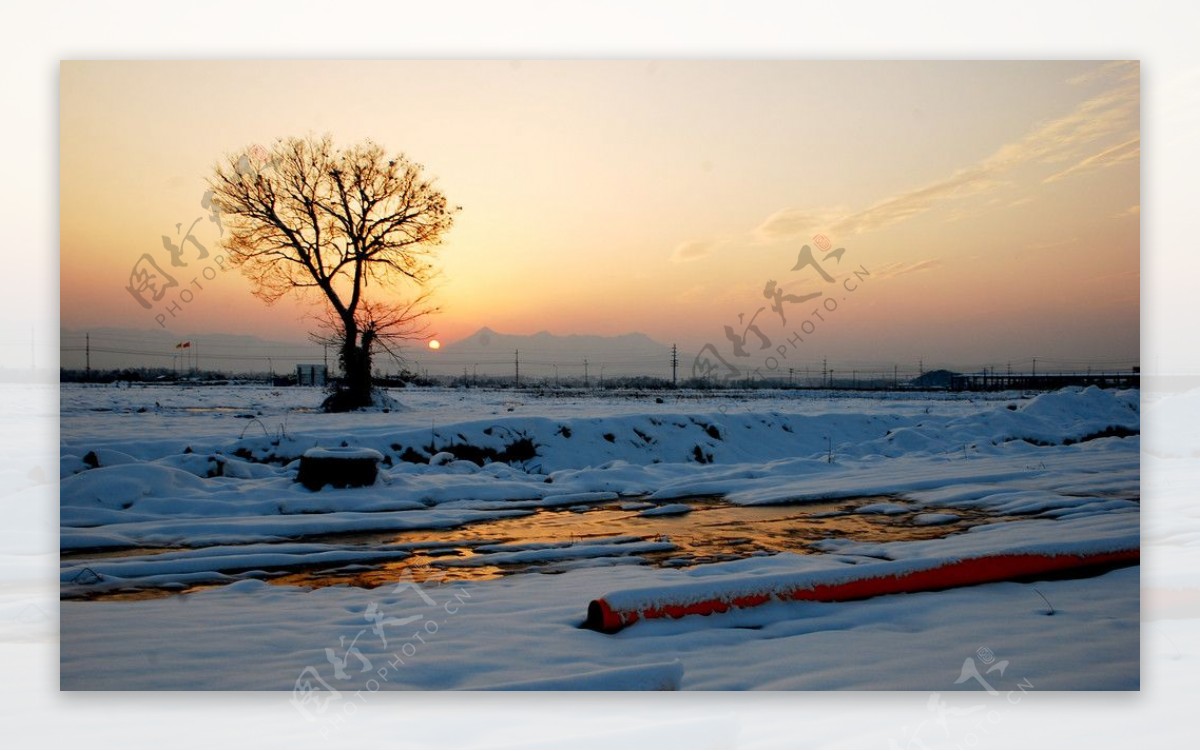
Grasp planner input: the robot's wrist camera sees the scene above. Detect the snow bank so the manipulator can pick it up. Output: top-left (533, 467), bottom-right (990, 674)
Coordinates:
top-left (472, 659), bottom-right (684, 690)
top-left (638, 503), bottom-right (691, 517)
top-left (587, 542), bottom-right (1138, 633)
top-left (61, 553), bottom-right (1139, 690)
top-left (436, 538), bottom-right (675, 568)
top-left (58, 385), bottom-right (1140, 690)
top-left (301, 447), bottom-right (384, 461)
top-left (60, 542), bottom-right (413, 593)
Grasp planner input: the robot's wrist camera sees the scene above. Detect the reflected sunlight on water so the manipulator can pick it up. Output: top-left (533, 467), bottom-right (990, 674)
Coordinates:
top-left (67, 495), bottom-right (1023, 601)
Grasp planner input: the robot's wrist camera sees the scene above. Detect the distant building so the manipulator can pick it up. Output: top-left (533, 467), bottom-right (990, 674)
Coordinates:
top-left (296, 364), bottom-right (327, 386)
top-left (910, 369), bottom-right (959, 390)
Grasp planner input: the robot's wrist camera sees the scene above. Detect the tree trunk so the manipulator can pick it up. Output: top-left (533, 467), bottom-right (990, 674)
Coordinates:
top-left (343, 343), bottom-right (373, 407)
top-left (323, 325), bottom-right (374, 412)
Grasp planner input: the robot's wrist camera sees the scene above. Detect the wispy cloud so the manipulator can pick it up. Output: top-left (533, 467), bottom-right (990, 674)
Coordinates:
top-left (871, 258), bottom-right (943, 280)
top-left (669, 235), bottom-right (750, 264)
top-left (829, 175), bottom-right (1005, 236)
top-left (1113, 204), bottom-right (1140, 218)
top-left (756, 72), bottom-right (1138, 240)
top-left (1043, 136), bottom-right (1140, 183)
top-left (1067, 60), bottom-right (1139, 87)
top-left (671, 240), bottom-right (715, 263)
top-left (755, 207), bottom-right (846, 243)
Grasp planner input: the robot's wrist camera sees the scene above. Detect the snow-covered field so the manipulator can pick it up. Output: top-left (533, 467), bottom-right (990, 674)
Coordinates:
top-left (57, 383), bottom-right (1141, 695)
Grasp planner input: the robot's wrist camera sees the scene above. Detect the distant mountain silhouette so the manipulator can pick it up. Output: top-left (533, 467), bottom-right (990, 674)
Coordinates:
top-left (439, 327), bottom-right (672, 379)
top-left (60, 325), bottom-right (675, 379)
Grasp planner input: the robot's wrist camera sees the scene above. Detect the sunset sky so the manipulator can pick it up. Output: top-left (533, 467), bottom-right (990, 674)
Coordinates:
top-left (60, 60), bottom-right (1139, 371)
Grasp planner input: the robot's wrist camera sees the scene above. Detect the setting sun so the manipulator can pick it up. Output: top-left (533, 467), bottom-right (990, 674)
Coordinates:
top-left (58, 61), bottom-right (1138, 373)
top-left (54, 55), bottom-right (1144, 702)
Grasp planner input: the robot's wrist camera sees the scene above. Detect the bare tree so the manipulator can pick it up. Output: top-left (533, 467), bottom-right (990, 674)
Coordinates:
top-left (209, 135), bottom-right (458, 410)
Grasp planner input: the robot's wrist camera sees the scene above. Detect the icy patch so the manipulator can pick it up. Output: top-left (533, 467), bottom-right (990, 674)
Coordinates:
top-left (911, 513), bottom-right (960, 526)
top-left (302, 447), bottom-right (384, 461)
top-left (639, 503), bottom-right (692, 517)
top-left (435, 537), bottom-right (676, 567)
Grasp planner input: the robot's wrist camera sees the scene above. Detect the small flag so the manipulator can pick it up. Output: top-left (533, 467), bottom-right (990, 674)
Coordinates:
top-left (176, 341), bottom-right (191, 349)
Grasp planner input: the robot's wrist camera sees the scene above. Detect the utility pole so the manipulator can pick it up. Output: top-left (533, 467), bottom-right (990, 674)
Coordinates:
top-left (514, 349), bottom-right (520, 388)
top-left (1032, 357), bottom-right (1037, 377)
top-left (822, 357), bottom-right (828, 388)
top-left (893, 364), bottom-right (898, 388)
top-left (85, 332), bottom-right (91, 381)
top-left (584, 358), bottom-right (589, 388)
top-left (670, 344), bottom-right (678, 387)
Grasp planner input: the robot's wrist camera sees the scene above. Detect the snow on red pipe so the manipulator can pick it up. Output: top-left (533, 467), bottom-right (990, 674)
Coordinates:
top-left (585, 548), bottom-right (1139, 634)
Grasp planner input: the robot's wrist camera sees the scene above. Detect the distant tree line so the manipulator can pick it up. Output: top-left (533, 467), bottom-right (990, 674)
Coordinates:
top-left (62, 365), bottom-right (1136, 392)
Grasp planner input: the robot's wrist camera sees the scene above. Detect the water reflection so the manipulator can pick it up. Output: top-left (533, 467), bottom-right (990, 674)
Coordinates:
top-left (270, 496), bottom-right (1004, 588)
top-left (67, 495), bottom-right (1020, 601)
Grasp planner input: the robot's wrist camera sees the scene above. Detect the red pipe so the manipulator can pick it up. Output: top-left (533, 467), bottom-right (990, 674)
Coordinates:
top-left (586, 549), bottom-right (1139, 633)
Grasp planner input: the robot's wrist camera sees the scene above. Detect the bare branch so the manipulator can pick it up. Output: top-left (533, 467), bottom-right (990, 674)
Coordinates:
top-left (208, 134), bottom-right (457, 409)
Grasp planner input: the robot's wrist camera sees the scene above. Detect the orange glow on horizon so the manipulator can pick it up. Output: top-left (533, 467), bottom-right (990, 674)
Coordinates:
top-left (59, 61), bottom-right (1139, 366)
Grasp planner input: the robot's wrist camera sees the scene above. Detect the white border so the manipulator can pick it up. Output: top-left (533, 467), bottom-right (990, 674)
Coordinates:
top-left (5, 1), bottom-right (1197, 747)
